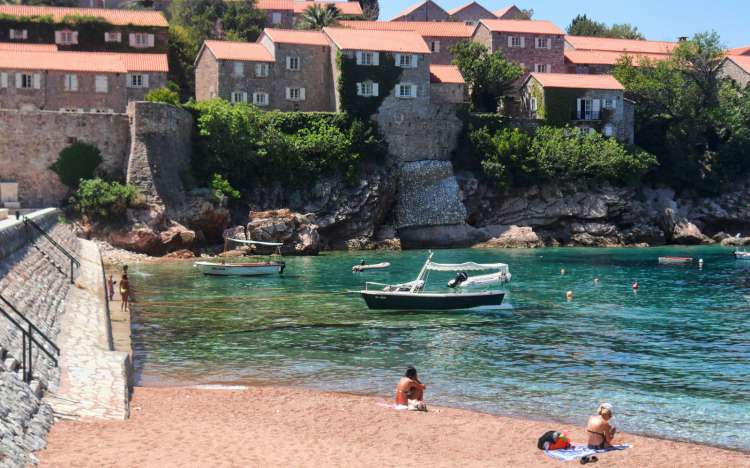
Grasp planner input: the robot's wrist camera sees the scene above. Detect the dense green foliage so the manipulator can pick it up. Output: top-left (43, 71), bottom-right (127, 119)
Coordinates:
top-left (145, 83), bottom-right (181, 106)
top-left (614, 32), bottom-right (750, 192)
top-left (359, 0), bottom-right (379, 20)
top-left (567, 14), bottom-right (644, 40)
top-left (296, 3), bottom-right (341, 30)
top-left (70, 178), bottom-right (142, 223)
top-left (470, 126), bottom-right (656, 188)
top-left (210, 173), bottom-right (240, 204)
top-left (337, 51), bottom-right (403, 118)
top-left (187, 99), bottom-right (386, 191)
top-left (450, 41), bottom-right (523, 112)
top-left (50, 142), bottom-right (103, 189)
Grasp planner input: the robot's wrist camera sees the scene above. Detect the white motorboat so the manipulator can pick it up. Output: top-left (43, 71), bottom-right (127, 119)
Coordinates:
top-left (195, 238), bottom-right (285, 277)
top-left (734, 250), bottom-right (750, 259)
top-left (352, 261), bottom-right (391, 272)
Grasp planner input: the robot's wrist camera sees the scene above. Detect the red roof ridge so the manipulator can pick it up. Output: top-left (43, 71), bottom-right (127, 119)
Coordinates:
top-left (0, 4), bottom-right (168, 27)
top-left (203, 40), bottom-right (274, 62)
top-left (725, 54), bottom-right (750, 73)
top-left (0, 49), bottom-right (168, 73)
top-left (429, 64), bottom-right (465, 83)
top-left (528, 72), bottom-right (624, 90)
top-left (323, 26), bottom-right (430, 54)
top-left (479, 19), bottom-right (564, 35)
top-left (391, 0), bottom-right (447, 21)
top-left (338, 20), bottom-right (473, 37)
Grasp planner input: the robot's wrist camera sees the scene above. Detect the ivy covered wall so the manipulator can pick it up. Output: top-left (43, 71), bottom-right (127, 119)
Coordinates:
top-left (336, 51), bottom-right (403, 118)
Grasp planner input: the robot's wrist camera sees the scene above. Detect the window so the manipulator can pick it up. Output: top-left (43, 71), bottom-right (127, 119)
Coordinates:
top-left (9, 29), bottom-right (27, 40)
top-left (230, 91), bottom-right (247, 104)
top-left (271, 12), bottom-right (282, 24)
top-left (233, 62), bottom-right (244, 77)
top-left (95, 75), bottom-right (108, 93)
top-left (603, 124), bottom-right (614, 137)
top-left (63, 74), bottom-right (78, 92)
top-left (602, 98), bottom-right (617, 110)
top-left (129, 33), bottom-right (154, 48)
top-left (56, 30), bottom-right (77, 45)
top-left (529, 96), bottom-right (537, 112)
top-left (509, 36), bottom-right (523, 48)
top-left (398, 54), bottom-right (412, 68)
top-left (534, 64), bottom-right (549, 73)
top-left (535, 37), bottom-right (551, 49)
top-left (0, 72), bottom-right (7, 88)
top-left (127, 73), bottom-right (148, 88)
top-left (396, 83), bottom-right (416, 99)
top-left (19, 73), bottom-right (34, 89)
top-left (286, 56), bottom-right (300, 71)
top-left (576, 98), bottom-right (601, 120)
top-left (430, 40), bottom-right (441, 53)
top-left (253, 92), bottom-right (269, 106)
top-left (356, 51), bottom-right (378, 66)
top-left (356, 81), bottom-right (379, 97)
top-left (285, 87), bottom-right (305, 101)
top-left (104, 31), bottom-right (121, 42)
top-left (255, 63), bottom-right (270, 77)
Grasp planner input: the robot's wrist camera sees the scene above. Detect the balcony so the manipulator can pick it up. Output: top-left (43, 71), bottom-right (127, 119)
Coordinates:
top-left (572, 111), bottom-right (601, 121)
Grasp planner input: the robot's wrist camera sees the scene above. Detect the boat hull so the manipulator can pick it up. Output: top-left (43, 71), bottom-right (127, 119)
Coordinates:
top-left (658, 257), bottom-right (693, 264)
top-left (734, 252), bottom-right (750, 259)
top-left (360, 290), bottom-right (504, 311)
top-left (195, 261), bottom-right (284, 276)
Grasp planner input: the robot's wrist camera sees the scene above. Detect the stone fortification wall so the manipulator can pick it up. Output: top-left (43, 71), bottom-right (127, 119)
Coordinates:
top-left (125, 102), bottom-right (193, 209)
top-left (0, 110), bottom-right (130, 207)
top-left (0, 208), bottom-right (81, 467)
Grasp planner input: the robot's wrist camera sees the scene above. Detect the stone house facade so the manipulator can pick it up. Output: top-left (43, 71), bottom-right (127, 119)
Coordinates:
top-left (719, 56), bottom-right (750, 89)
top-left (447, 1), bottom-right (496, 23)
top-left (391, 0), bottom-right (450, 22)
top-left (493, 5), bottom-right (526, 20)
top-left (472, 19), bottom-right (566, 74)
top-left (429, 65), bottom-right (466, 103)
top-left (0, 5), bottom-right (169, 53)
top-left (0, 47), bottom-right (167, 113)
top-left (521, 73), bottom-right (634, 144)
top-left (338, 20), bottom-right (473, 65)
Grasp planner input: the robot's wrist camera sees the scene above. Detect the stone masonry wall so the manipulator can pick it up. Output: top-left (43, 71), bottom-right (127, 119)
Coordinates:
top-left (0, 109), bottom-right (130, 207)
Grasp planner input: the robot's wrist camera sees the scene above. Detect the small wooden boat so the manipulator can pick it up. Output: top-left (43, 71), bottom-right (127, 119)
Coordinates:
top-left (734, 250), bottom-right (750, 259)
top-left (358, 253), bottom-right (510, 311)
top-left (658, 256), bottom-right (693, 264)
top-left (195, 238), bottom-right (285, 277)
top-left (352, 262), bottom-right (391, 272)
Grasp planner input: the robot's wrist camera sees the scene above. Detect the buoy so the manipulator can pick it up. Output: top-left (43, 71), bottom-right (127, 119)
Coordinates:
top-left (593, 277), bottom-right (599, 285)
top-left (566, 290), bottom-right (574, 300)
top-left (561, 268), bottom-right (566, 275)
top-left (698, 258), bottom-right (704, 266)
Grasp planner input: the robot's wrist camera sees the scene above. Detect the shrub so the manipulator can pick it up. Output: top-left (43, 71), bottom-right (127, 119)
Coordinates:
top-left (50, 142), bottom-right (103, 189)
top-left (210, 173), bottom-right (240, 203)
top-left (70, 178), bottom-right (142, 223)
top-left (145, 84), bottom-right (181, 106)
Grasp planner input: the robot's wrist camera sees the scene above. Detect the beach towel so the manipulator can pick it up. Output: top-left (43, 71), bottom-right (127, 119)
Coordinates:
top-left (544, 444), bottom-right (631, 462)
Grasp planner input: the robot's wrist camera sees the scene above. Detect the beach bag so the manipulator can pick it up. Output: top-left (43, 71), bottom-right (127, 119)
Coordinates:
top-left (537, 431), bottom-right (571, 451)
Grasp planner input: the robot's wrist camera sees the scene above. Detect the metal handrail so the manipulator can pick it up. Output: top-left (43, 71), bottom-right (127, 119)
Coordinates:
top-left (23, 216), bottom-right (80, 284)
top-left (0, 297), bottom-right (59, 383)
top-left (0, 294), bottom-right (60, 358)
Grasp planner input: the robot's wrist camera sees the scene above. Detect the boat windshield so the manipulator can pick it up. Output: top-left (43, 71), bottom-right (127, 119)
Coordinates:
top-left (425, 262), bottom-right (509, 274)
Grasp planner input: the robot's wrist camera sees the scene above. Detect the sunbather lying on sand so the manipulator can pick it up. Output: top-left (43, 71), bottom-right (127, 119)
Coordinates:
top-left (395, 366), bottom-right (426, 411)
top-left (587, 403), bottom-right (617, 449)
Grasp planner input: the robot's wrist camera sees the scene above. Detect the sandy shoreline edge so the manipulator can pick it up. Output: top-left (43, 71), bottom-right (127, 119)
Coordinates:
top-left (39, 384), bottom-right (750, 467)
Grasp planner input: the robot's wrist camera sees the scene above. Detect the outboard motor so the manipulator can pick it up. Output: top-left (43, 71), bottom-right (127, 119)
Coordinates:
top-left (447, 271), bottom-right (469, 288)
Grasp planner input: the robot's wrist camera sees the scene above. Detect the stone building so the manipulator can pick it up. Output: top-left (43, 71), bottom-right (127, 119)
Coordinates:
top-left (719, 55), bottom-right (750, 89)
top-left (493, 5), bottom-right (527, 20)
top-left (472, 19), bottom-right (566, 74)
top-left (338, 20), bottom-right (473, 65)
top-left (391, 0), bottom-right (450, 22)
top-left (564, 36), bottom-right (677, 74)
top-left (429, 64), bottom-right (466, 103)
top-left (521, 72), bottom-right (634, 144)
top-left (256, 0), bottom-right (363, 29)
top-left (0, 45), bottom-right (168, 113)
top-left (0, 4), bottom-right (169, 53)
top-left (446, 1), bottom-right (496, 23)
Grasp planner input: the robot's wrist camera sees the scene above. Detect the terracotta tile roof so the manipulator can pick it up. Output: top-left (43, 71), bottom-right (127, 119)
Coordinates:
top-left (323, 27), bottom-right (430, 53)
top-left (529, 72), bottom-right (624, 90)
top-left (725, 55), bottom-right (750, 73)
top-left (727, 45), bottom-right (750, 56)
top-left (565, 35), bottom-right (677, 54)
top-left (293, 1), bottom-right (363, 15)
top-left (254, 0), bottom-right (294, 10)
top-left (0, 42), bottom-right (58, 52)
top-left (262, 28), bottom-right (330, 46)
top-left (338, 20), bottom-right (472, 38)
top-left (493, 6), bottom-right (515, 18)
top-left (479, 19), bottom-right (564, 35)
top-left (391, 0), bottom-right (447, 21)
top-left (0, 49), bottom-right (168, 73)
top-left (0, 4), bottom-right (168, 27)
top-left (203, 40), bottom-right (274, 62)
top-left (565, 49), bottom-right (671, 66)
top-left (429, 64), bottom-right (464, 83)
top-left (446, 1), bottom-right (488, 16)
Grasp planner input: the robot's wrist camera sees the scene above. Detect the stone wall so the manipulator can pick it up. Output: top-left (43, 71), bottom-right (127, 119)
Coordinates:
top-left (0, 109), bottom-right (130, 207)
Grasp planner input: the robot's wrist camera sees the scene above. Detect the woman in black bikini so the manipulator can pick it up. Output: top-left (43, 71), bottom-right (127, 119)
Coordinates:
top-left (586, 403), bottom-right (617, 449)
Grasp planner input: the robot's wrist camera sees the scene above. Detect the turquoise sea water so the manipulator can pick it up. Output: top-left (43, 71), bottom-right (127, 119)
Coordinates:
top-left (129, 246), bottom-right (750, 451)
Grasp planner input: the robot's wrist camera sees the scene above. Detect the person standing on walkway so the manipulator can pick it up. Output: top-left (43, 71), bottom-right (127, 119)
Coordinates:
top-left (107, 275), bottom-right (116, 301)
top-left (119, 272), bottom-right (130, 312)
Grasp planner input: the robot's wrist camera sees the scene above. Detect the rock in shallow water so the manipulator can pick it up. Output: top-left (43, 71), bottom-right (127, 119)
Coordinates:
top-left (246, 209), bottom-right (320, 255)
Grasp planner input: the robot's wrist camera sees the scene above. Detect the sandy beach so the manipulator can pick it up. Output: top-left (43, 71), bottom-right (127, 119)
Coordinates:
top-left (38, 385), bottom-right (749, 467)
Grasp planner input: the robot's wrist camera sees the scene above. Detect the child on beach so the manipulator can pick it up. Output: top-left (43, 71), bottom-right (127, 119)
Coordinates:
top-left (395, 366), bottom-right (427, 411)
top-left (586, 403), bottom-right (617, 449)
top-left (108, 275), bottom-right (116, 301)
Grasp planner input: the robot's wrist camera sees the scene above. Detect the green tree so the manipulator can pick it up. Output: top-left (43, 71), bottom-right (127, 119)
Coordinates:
top-left (359, 0), bottom-right (379, 20)
top-left (145, 82), bottom-right (181, 106)
top-left (450, 41), bottom-right (523, 112)
top-left (296, 3), bottom-right (342, 30)
top-left (567, 14), bottom-right (644, 40)
top-left (50, 142), bottom-right (103, 189)
top-left (167, 25), bottom-right (199, 100)
top-left (170, 0), bottom-right (264, 43)
top-left (70, 178), bottom-right (142, 223)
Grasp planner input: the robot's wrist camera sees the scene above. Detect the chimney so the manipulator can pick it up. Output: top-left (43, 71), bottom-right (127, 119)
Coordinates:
top-left (678, 36), bottom-right (688, 42)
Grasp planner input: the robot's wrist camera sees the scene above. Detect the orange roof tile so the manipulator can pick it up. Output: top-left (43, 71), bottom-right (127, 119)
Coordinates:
top-left (0, 4), bottom-right (167, 27)
top-left (338, 20), bottom-right (472, 38)
top-left (429, 64), bottom-right (464, 83)
top-left (726, 55), bottom-right (750, 74)
top-left (565, 35), bottom-right (677, 54)
top-left (493, 6), bottom-right (515, 18)
top-left (529, 72), bottom-right (624, 90)
top-left (0, 50), bottom-right (168, 73)
top-left (0, 42), bottom-right (58, 52)
top-left (293, 1), bottom-right (363, 15)
top-left (323, 27), bottom-right (430, 53)
top-left (565, 49), bottom-right (671, 66)
top-left (203, 40), bottom-right (274, 62)
top-left (262, 28), bottom-right (330, 46)
top-left (254, 0), bottom-right (294, 10)
top-left (479, 19), bottom-right (564, 35)
top-left (727, 45), bottom-right (750, 56)
top-left (446, 1), bottom-right (489, 16)
top-left (391, 0), bottom-right (447, 21)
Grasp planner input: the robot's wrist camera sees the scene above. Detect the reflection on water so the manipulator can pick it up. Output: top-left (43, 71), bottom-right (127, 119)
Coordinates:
top-left (130, 246), bottom-right (750, 450)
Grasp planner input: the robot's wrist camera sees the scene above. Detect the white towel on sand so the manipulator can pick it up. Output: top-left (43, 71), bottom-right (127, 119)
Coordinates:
top-left (545, 444), bottom-right (631, 462)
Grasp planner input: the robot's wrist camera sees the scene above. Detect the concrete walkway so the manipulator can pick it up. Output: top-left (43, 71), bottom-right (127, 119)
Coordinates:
top-left (46, 239), bottom-right (130, 420)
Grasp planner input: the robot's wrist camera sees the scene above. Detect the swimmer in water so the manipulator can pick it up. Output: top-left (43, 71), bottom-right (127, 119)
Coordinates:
top-left (632, 280), bottom-right (639, 290)
top-left (594, 277), bottom-right (599, 285)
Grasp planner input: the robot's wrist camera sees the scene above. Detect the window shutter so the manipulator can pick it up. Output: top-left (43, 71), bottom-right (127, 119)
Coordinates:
top-left (610, 99), bottom-right (617, 109)
top-left (411, 55), bottom-right (419, 68)
top-left (54, 31), bottom-right (62, 44)
top-left (520, 37), bottom-right (525, 48)
top-left (0, 73), bottom-right (6, 88)
top-left (394, 84), bottom-right (400, 95)
top-left (147, 34), bottom-right (155, 47)
top-left (299, 88), bottom-right (305, 100)
top-left (593, 99), bottom-right (601, 112)
top-left (373, 52), bottom-right (379, 66)
top-left (372, 82), bottom-right (379, 97)
top-left (395, 53), bottom-right (401, 66)
top-left (356, 82), bottom-right (362, 96)
top-left (411, 84), bottom-right (417, 97)
top-left (508, 36), bottom-right (513, 47)
top-left (434, 41), bottom-right (440, 52)
top-left (33, 73), bottom-right (41, 89)
top-left (72, 31), bottom-right (79, 44)
top-left (126, 73), bottom-right (133, 88)
top-left (285, 87), bottom-right (291, 99)
top-left (286, 56), bottom-right (291, 70)
top-left (129, 33), bottom-right (136, 46)
top-left (355, 51), bottom-right (363, 65)
top-left (142, 74), bottom-right (149, 88)
top-left (546, 38), bottom-right (552, 49)
top-left (71, 74), bottom-right (78, 91)
top-left (15, 73), bottom-right (21, 88)
top-left (576, 98), bottom-right (582, 115)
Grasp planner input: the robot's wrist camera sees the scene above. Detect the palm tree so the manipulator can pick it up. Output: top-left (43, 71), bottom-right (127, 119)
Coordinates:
top-left (296, 3), bottom-right (341, 30)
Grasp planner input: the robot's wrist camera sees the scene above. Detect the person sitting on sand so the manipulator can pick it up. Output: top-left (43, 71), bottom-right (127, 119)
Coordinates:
top-left (586, 403), bottom-right (617, 449)
top-left (120, 273), bottom-right (130, 312)
top-left (395, 366), bottom-right (426, 411)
